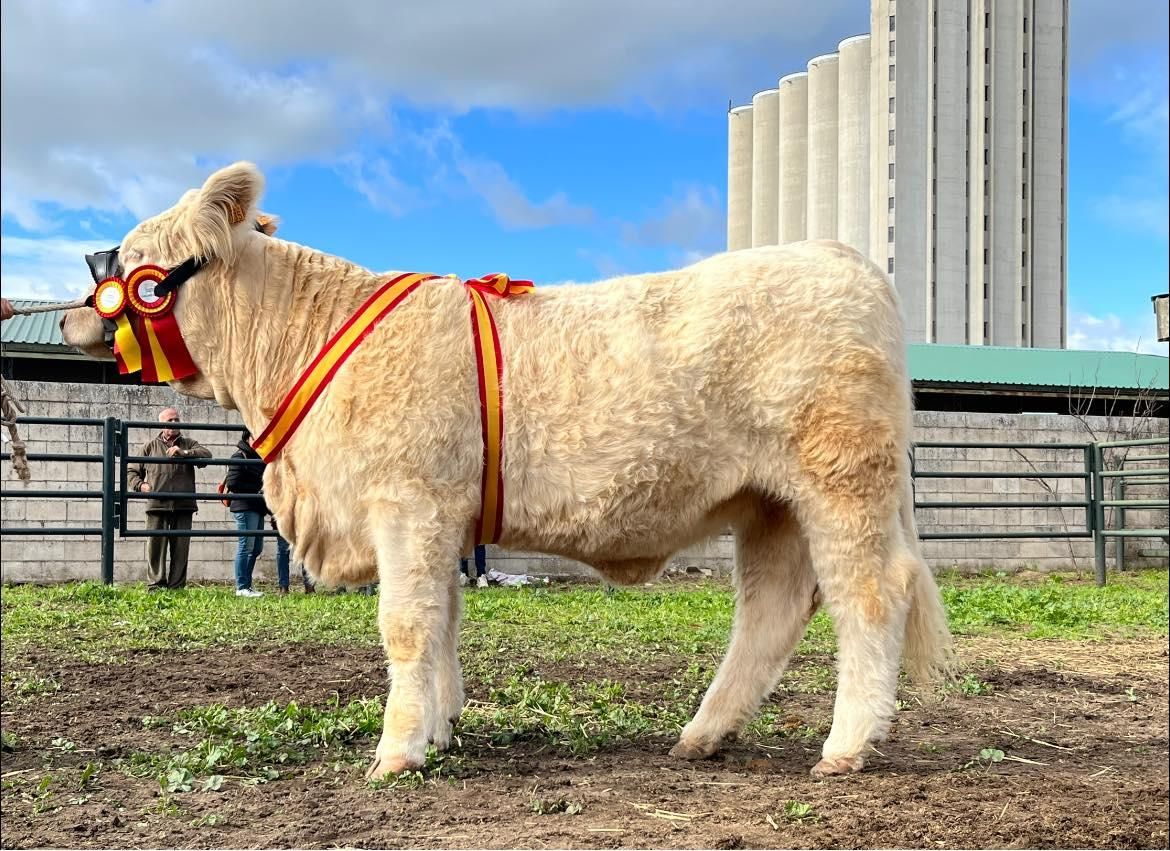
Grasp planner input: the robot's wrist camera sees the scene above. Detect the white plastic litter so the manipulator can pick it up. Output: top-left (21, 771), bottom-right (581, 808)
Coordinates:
top-left (486, 569), bottom-right (549, 587)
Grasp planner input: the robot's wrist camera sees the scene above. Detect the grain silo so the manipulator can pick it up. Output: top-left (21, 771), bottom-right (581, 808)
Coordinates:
top-left (837, 34), bottom-right (871, 256)
top-left (777, 72), bottom-right (809, 244)
top-left (806, 54), bottom-right (840, 240)
top-left (727, 104), bottom-right (754, 251)
top-left (750, 89), bottom-right (780, 247)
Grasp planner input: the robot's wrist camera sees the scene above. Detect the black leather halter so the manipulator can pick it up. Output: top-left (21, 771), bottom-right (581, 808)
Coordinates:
top-left (83, 248), bottom-right (208, 298)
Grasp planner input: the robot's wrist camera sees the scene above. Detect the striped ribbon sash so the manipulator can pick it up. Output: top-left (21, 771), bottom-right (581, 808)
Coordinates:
top-left (251, 271), bottom-right (532, 545)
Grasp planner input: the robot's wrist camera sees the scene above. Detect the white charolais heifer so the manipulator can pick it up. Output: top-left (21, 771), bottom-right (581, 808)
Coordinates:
top-left (63, 161), bottom-right (953, 780)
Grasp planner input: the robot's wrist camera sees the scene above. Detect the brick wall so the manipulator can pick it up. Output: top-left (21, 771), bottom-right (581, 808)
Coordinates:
top-left (1, 381), bottom-right (1165, 585)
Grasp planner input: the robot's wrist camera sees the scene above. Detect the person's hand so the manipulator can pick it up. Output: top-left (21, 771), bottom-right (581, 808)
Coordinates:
top-left (0, 298), bottom-right (14, 321)
top-left (139, 482), bottom-right (152, 493)
top-left (166, 445), bottom-right (184, 458)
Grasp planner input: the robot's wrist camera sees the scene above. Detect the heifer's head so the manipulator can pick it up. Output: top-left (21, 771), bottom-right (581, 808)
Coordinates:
top-left (61, 162), bottom-right (276, 401)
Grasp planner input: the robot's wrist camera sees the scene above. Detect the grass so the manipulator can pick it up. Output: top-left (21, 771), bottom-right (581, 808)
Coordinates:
top-left (1, 568), bottom-right (1165, 792)
top-left (126, 698), bottom-right (385, 790)
top-left (2, 569), bottom-right (1164, 662)
top-left (941, 569), bottom-right (1168, 638)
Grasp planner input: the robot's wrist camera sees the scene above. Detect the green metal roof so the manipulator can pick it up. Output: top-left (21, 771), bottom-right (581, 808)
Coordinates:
top-left (1, 300), bottom-right (67, 348)
top-left (908, 344), bottom-right (1168, 391)
top-left (2, 299), bottom-right (1167, 391)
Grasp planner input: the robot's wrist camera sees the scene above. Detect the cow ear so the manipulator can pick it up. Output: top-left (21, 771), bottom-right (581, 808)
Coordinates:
top-left (256, 213), bottom-right (279, 236)
top-left (188, 161), bottom-right (265, 261)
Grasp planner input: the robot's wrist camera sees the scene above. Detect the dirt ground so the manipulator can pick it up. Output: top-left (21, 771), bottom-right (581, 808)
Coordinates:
top-left (2, 636), bottom-right (1167, 850)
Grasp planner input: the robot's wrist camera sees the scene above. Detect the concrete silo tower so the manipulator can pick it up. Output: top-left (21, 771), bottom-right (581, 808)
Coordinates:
top-left (806, 53), bottom-right (840, 240)
top-left (777, 72), bottom-right (809, 244)
top-left (750, 89), bottom-right (780, 247)
top-left (837, 34), bottom-right (871, 257)
top-left (726, 104), bottom-right (754, 251)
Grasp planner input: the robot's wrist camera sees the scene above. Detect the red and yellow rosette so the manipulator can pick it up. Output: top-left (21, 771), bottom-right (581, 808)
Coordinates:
top-left (93, 277), bottom-right (128, 319)
top-left (113, 266), bottom-right (197, 383)
top-left (125, 265), bottom-right (177, 317)
top-left (93, 276), bottom-right (143, 375)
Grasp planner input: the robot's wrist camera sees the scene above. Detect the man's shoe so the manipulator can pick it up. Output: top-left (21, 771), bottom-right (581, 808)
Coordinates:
top-left (278, 587), bottom-right (290, 596)
top-left (476, 575), bottom-right (490, 589)
top-left (457, 573), bottom-right (469, 587)
top-left (235, 588), bottom-right (263, 598)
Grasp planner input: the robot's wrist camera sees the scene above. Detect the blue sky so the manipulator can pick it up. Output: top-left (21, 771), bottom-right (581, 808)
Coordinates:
top-left (1, 0), bottom-right (1166, 353)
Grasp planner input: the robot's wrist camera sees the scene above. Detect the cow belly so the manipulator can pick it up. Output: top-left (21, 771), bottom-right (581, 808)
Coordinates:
top-left (504, 484), bottom-right (761, 577)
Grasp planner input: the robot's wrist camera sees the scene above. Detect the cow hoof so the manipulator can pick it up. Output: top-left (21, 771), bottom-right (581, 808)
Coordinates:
top-left (365, 752), bottom-right (423, 782)
top-left (669, 738), bottom-right (717, 760)
top-left (430, 724), bottom-right (453, 752)
top-left (810, 754), bottom-right (865, 778)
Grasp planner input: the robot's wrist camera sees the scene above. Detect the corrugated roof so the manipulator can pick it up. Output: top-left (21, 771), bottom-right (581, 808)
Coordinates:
top-left (908, 343), bottom-right (1168, 391)
top-left (1, 300), bottom-right (68, 347)
top-left (2, 298), bottom-right (1167, 391)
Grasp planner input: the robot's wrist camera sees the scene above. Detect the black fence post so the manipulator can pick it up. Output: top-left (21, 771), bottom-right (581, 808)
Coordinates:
top-left (1091, 443), bottom-right (1107, 587)
top-left (101, 416), bottom-right (118, 585)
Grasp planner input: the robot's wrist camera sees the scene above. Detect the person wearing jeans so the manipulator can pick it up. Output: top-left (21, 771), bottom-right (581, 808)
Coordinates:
top-left (460, 544), bottom-right (489, 588)
top-left (232, 508), bottom-right (265, 596)
top-left (224, 430), bottom-right (270, 597)
top-left (271, 515), bottom-right (314, 594)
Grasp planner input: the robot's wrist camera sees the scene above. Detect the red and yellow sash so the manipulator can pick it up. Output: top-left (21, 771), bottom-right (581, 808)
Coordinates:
top-left (252, 272), bottom-right (532, 545)
top-left (462, 274), bottom-right (532, 544)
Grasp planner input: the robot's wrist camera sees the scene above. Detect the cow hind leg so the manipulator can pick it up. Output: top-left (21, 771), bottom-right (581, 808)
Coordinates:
top-left (797, 470), bottom-right (916, 777)
top-left (671, 499), bottom-right (817, 760)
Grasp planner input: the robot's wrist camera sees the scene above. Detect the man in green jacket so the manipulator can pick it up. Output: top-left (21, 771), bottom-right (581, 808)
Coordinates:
top-left (128, 408), bottom-right (211, 591)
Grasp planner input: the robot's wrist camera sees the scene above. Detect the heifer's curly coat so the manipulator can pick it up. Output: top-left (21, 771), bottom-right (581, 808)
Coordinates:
top-left (63, 162), bottom-right (953, 780)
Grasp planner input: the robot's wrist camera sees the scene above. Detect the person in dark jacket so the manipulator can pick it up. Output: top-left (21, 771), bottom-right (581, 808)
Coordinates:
top-left (225, 429), bottom-right (310, 596)
top-left (128, 408), bottom-right (211, 591)
top-left (224, 431), bottom-right (270, 596)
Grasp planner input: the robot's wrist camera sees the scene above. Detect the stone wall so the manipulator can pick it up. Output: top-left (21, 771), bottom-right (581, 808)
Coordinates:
top-left (1, 381), bottom-right (1166, 585)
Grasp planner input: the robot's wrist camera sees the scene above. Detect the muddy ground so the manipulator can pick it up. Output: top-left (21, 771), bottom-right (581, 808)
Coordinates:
top-left (2, 637), bottom-right (1167, 849)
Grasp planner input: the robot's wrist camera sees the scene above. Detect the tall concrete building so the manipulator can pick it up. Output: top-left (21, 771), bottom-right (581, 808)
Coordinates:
top-left (727, 0), bottom-right (1068, 348)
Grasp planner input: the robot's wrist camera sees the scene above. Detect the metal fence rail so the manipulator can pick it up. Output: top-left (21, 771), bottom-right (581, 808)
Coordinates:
top-left (1096, 437), bottom-right (1170, 581)
top-left (2, 417), bottom-right (273, 583)
top-left (3, 418), bottom-right (1168, 587)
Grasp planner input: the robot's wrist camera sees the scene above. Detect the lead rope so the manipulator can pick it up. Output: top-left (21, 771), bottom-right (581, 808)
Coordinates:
top-left (2, 298), bottom-right (89, 482)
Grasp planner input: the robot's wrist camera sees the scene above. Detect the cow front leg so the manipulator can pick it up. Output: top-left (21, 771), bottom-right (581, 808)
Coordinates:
top-left (364, 508), bottom-right (461, 781)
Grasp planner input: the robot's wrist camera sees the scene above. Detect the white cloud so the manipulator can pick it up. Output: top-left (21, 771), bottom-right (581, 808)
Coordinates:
top-left (0, 3), bottom-right (359, 230)
top-left (154, 0), bottom-right (862, 110)
top-left (1067, 310), bottom-right (1166, 355)
top-left (621, 184), bottom-right (724, 255)
top-left (455, 158), bottom-right (594, 230)
top-left (336, 154), bottom-right (428, 218)
top-left (0, 235), bottom-right (116, 301)
top-left (0, 0), bottom-right (863, 229)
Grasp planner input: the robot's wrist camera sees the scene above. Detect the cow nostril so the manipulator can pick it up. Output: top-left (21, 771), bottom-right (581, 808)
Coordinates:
top-left (59, 316), bottom-right (66, 331)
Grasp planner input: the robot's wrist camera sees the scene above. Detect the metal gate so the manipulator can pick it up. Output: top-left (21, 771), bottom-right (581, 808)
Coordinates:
top-left (2, 417), bottom-right (1167, 586)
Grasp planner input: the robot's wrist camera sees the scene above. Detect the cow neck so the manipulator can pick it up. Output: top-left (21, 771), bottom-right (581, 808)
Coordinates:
top-left (238, 240), bottom-right (393, 444)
